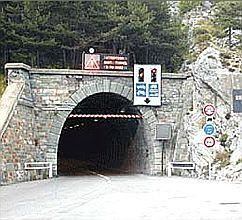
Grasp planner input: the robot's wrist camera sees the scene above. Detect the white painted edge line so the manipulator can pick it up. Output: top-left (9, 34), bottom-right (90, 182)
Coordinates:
top-left (90, 171), bottom-right (111, 182)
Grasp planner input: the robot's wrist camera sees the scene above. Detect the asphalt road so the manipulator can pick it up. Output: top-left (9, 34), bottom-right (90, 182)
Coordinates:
top-left (0, 175), bottom-right (242, 220)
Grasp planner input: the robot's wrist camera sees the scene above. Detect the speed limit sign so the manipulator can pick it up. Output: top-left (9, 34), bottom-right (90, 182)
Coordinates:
top-left (204, 136), bottom-right (215, 148)
top-left (203, 104), bottom-right (216, 117)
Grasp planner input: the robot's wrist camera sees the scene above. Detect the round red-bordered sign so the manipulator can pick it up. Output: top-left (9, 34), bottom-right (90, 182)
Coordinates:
top-left (203, 104), bottom-right (216, 117)
top-left (204, 136), bottom-right (215, 148)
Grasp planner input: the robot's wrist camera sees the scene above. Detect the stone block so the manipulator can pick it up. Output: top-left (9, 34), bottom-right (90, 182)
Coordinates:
top-left (82, 84), bottom-right (93, 96)
top-left (114, 83), bottom-right (123, 94)
top-left (127, 90), bottom-right (133, 101)
top-left (6, 163), bottom-right (14, 171)
top-left (110, 82), bottom-right (118, 94)
top-left (71, 90), bottom-right (86, 103)
top-left (147, 115), bottom-right (157, 124)
top-left (90, 82), bottom-right (98, 94)
top-left (50, 126), bottom-right (62, 135)
top-left (103, 79), bottom-right (111, 92)
top-left (46, 153), bottom-right (56, 160)
top-left (142, 110), bottom-right (154, 119)
top-left (96, 80), bottom-right (104, 93)
top-left (48, 133), bottom-right (59, 143)
top-left (121, 86), bottom-right (131, 98)
top-left (47, 148), bottom-right (57, 153)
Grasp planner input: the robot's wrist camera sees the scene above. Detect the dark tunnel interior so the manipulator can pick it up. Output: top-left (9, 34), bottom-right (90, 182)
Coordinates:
top-left (58, 92), bottom-right (142, 175)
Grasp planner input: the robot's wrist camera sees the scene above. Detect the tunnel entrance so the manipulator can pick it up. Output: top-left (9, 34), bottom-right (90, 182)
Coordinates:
top-left (58, 92), bottom-right (148, 175)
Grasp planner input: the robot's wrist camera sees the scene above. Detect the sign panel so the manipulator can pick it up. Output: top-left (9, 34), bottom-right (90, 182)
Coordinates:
top-left (155, 123), bottom-right (172, 140)
top-left (101, 54), bottom-right (128, 70)
top-left (136, 83), bottom-right (146, 97)
top-left (83, 53), bottom-right (128, 71)
top-left (204, 136), bottom-right (215, 148)
top-left (84, 54), bottom-right (101, 70)
top-left (233, 89), bottom-right (242, 113)
top-left (133, 64), bottom-right (161, 106)
top-left (203, 123), bottom-right (216, 135)
top-left (203, 104), bottom-right (216, 117)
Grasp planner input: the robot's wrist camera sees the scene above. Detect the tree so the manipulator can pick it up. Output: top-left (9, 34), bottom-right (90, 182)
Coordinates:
top-left (0, 1), bottom-right (189, 72)
top-left (214, 1), bottom-right (242, 47)
top-left (179, 0), bottom-right (203, 14)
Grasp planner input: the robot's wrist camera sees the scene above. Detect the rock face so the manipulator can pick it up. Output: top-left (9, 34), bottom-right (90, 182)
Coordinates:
top-left (176, 1), bottom-right (242, 181)
top-left (180, 44), bottom-right (242, 181)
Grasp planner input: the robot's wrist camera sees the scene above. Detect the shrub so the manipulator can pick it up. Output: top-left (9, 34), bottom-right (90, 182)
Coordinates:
top-left (236, 158), bottom-right (242, 165)
top-left (219, 133), bottom-right (228, 146)
top-left (215, 150), bottom-right (231, 168)
top-left (179, 0), bottom-right (203, 14)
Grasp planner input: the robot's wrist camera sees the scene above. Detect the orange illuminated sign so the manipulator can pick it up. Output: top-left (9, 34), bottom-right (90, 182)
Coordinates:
top-left (83, 53), bottom-right (128, 71)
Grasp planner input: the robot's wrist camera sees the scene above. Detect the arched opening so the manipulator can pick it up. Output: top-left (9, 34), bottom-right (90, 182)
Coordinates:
top-left (57, 92), bottom-right (149, 175)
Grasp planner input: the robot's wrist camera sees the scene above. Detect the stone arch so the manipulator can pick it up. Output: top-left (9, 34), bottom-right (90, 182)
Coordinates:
top-left (46, 78), bottom-right (158, 175)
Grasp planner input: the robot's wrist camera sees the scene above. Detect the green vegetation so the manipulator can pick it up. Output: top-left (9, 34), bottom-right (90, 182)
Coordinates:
top-left (219, 133), bottom-right (229, 147)
top-left (194, 20), bottom-right (225, 44)
top-left (214, 1), bottom-right (242, 47)
top-left (236, 158), bottom-right (242, 165)
top-left (0, 74), bottom-right (6, 97)
top-left (179, 0), bottom-right (202, 14)
top-left (215, 149), bottom-right (231, 169)
top-left (0, 1), bottom-right (188, 72)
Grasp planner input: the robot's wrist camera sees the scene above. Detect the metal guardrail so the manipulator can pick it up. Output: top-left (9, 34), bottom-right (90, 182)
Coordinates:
top-left (168, 161), bottom-right (195, 177)
top-left (24, 162), bottom-right (53, 178)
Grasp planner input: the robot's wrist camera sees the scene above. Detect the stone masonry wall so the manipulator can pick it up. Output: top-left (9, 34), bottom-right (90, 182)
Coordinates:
top-left (0, 65), bottom-right (47, 185)
top-left (0, 64), bottom-right (189, 185)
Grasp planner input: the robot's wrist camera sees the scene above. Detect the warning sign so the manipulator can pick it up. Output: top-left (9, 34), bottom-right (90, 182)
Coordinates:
top-left (84, 54), bottom-right (101, 70)
top-left (83, 53), bottom-right (128, 71)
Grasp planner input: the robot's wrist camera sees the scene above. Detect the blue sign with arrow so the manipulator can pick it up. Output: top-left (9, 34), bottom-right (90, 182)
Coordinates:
top-left (203, 123), bottom-right (216, 135)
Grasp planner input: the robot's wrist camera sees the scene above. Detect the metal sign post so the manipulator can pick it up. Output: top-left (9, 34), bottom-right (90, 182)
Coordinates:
top-left (155, 123), bottom-right (172, 175)
top-left (202, 103), bottom-right (216, 180)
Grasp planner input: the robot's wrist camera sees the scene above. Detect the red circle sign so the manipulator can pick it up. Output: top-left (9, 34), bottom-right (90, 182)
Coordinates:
top-left (203, 104), bottom-right (216, 117)
top-left (204, 136), bottom-right (215, 148)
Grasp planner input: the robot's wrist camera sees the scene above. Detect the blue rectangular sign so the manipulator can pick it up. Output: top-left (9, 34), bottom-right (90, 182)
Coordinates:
top-left (233, 89), bottom-right (242, 113)
top-left (136, 83), bottom-right (146, 97)
top-left (148, 84), bottom-right (159, 97)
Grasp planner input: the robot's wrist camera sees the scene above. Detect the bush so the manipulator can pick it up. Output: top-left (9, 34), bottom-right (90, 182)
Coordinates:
top-left (194, 20), bottom-right (224, 44)
top-left (179, 0), bottom-right (202, 14)
top-left (215, 150), bottom-right (231, 168)
top-left (236, 158), bottom-right (242, 165)
top-left (195, 34), bottom-right (212, 44)
top-left (219, 133), bottom-right (228, 146)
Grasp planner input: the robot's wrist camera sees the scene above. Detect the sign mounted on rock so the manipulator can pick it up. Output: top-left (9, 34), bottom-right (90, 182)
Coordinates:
top-left (204, 136), bottom-right (215, 148)
top-left (133, 64), bottom-right (161, 106)
top-left (203, 123), bottom-right (216, 135)
top-left (203, 104), bottom-right (216, 117)
top-left (233, 89), bottom-right (242, 113)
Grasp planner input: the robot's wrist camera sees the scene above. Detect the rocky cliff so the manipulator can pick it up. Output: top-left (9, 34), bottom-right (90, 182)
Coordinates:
top-left (175, 1), bottom-right (242, 181)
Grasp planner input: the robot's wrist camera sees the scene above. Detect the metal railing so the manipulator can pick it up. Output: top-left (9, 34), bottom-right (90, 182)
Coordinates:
top-left (168, 161), bottom-right (195, 177)
top-left (24, 162), bottom-right (53, 178)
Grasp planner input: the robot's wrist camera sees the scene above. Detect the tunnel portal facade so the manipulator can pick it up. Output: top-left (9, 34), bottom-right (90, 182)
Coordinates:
top-left (0, 64), bottom-right (191, 185)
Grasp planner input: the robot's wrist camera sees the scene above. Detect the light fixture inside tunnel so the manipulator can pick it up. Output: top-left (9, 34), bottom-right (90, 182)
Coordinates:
top-left (58, 92), bottom-right (146, 175)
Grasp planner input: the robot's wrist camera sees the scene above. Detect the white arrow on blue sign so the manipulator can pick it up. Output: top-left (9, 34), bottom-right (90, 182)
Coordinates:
top-left (203, 123), bottom-right (216, 135)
